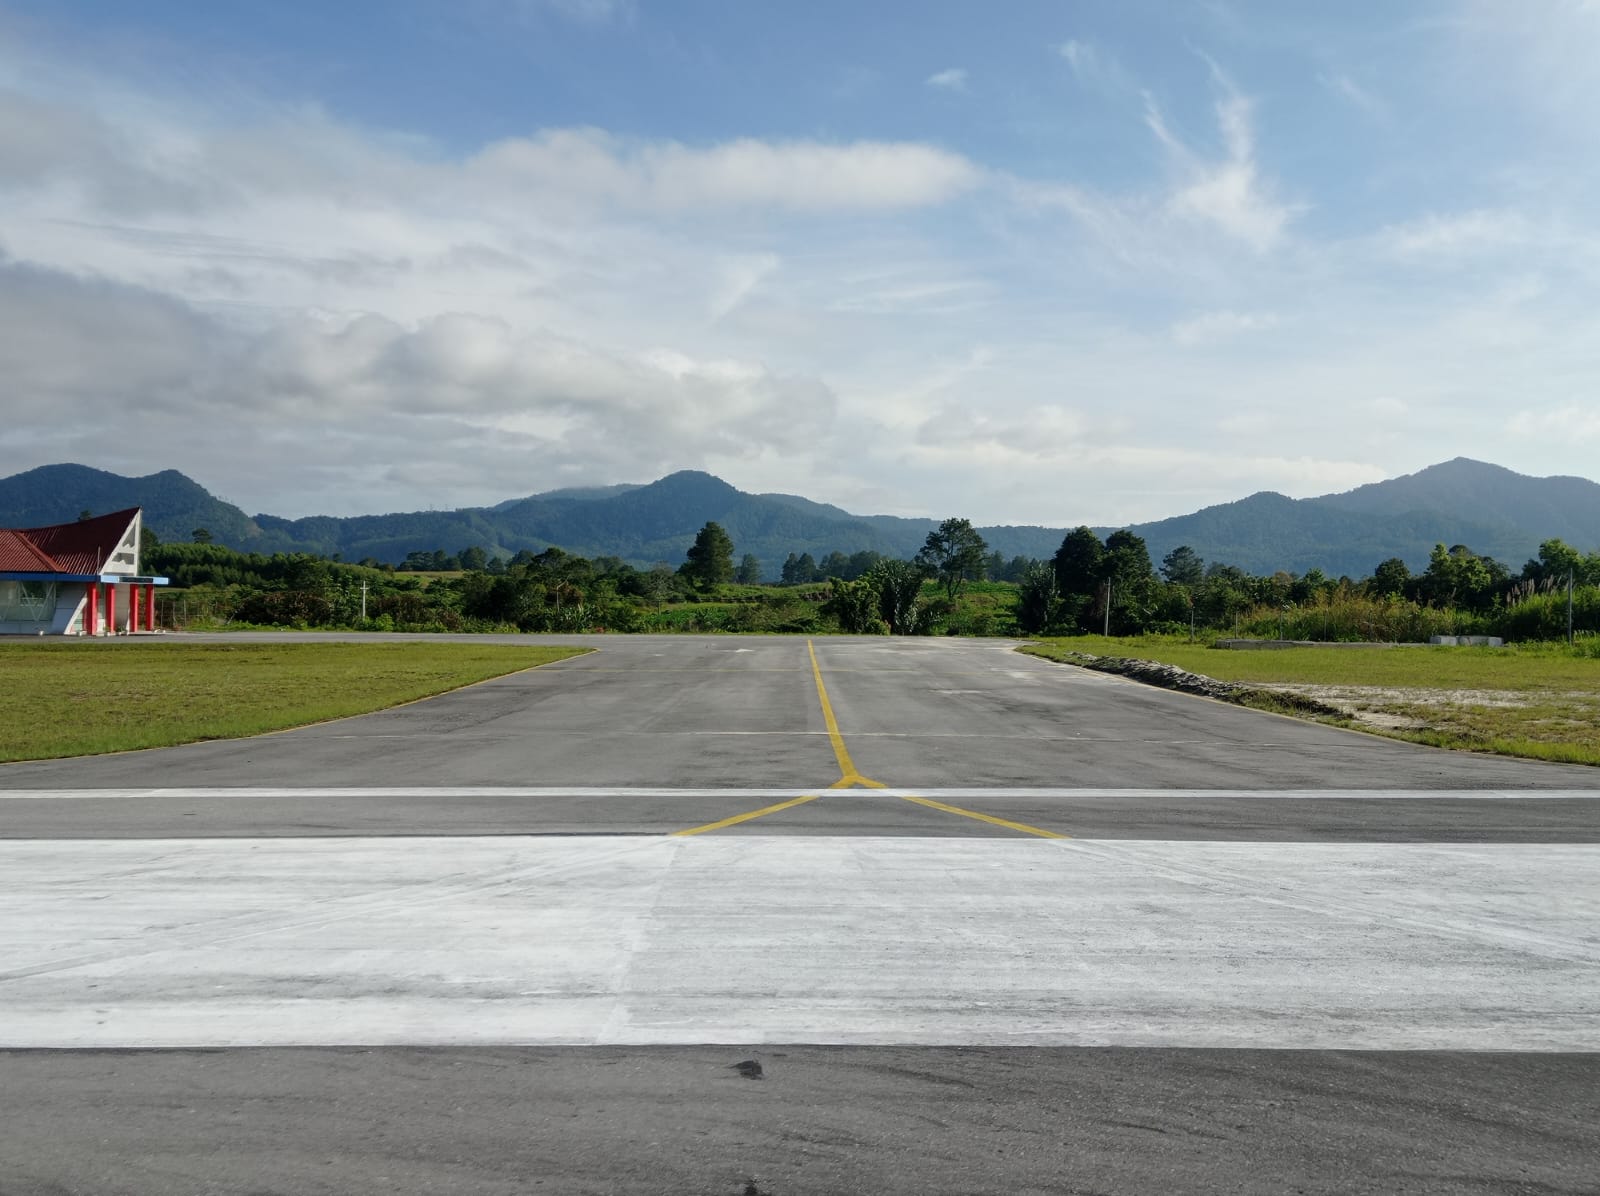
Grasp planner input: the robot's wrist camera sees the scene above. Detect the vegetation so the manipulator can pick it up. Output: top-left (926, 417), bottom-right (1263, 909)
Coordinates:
top-left (0, 641), bottom-right (587, 761)
top-left (916, 517), bottom-right (989, 601)
top-left (1021, 635), bottom-right (1600, 766)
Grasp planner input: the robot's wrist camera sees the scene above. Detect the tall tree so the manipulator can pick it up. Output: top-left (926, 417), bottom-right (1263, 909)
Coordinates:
top-left (915, 517), bottom-right (989, 601)
top-left (736, 553), bottom-right (762, 584)
top-left (1052, 526), bottom-right (1103, 598)
top-left (680, 521), bottom-right (735, 590)
top-left (1160, 545), bottom-right (1204, 586)
top-left (1368, 557), bottom-right (1410, 598)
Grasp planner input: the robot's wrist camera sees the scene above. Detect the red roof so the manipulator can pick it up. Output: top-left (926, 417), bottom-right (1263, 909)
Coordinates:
top-left (0, 529), bottom-right (64, 571)
top-left (0, 508), bottom-right (140, 575)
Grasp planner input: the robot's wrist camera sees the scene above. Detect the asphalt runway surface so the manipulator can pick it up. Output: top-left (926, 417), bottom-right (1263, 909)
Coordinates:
top-left (2, 633), bottom-right (1597, 1194)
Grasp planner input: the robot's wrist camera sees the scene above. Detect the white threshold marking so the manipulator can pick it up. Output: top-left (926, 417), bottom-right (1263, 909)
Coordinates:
top-left (2, 835), bottom-right (1595, 1050)
top-left (0, 786), bottom-right (1595, 801)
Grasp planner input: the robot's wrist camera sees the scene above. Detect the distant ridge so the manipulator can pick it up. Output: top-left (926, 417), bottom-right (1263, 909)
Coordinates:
top-left (2, 458), bottom-right (1596, 578)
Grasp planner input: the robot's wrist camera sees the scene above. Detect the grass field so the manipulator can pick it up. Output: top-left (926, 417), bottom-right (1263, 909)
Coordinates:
top-left (0, 641), bottom-right (589, 762)
top-left (1022, 635), bottom-right (1600, 767)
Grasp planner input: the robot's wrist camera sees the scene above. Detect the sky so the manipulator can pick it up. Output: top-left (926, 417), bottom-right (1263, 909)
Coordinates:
top-left (2, 1), bottom-right (1598, 524)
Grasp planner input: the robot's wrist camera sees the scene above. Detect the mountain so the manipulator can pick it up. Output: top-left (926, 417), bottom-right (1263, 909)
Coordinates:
top-left (1120, 458), bottom-right (1600, 576)
top-left (2, 458), bottom-right (1596, 579)
top-left (0, 464), bottom-right (266, 547)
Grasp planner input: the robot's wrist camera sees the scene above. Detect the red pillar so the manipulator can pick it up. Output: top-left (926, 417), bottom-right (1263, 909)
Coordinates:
top-left (131, 585), bottom-right (141, 634)
top-left (86, 583), bottom-right (98, 636)
top-left (106, 583), bottom-right (116, 637)
top-left (146, 584), bottom-right (156, 631)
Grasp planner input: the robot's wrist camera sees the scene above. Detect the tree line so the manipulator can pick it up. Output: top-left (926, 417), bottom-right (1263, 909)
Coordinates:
top-left (149, 516), bottom-right (1599, 642)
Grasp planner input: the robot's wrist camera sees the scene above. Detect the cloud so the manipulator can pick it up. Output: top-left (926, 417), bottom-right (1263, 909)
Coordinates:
top-left (1171, 310), bottom-right (1278, 346)
top-left (0, 256), bottom-right (839, 513)
top-left (1144, 65), bottom-right (1298, 252)
top-left (1381, 209), bottom-right (1534, 257)
top-left (925, 68), bottom-right (968, 91)
top-left (1056, 39), bottom-right (1120, 87)
top-left (471, 130), bottom-right (980, 212)
top-left (1506, 404), bottom-right (1600, 443)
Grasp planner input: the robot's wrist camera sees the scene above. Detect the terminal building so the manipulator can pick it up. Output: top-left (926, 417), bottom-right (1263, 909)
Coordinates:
top-left (0, 508), bottom-right (168, 635)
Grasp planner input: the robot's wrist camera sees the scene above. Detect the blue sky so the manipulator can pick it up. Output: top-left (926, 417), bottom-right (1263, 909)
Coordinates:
top-left (1, 1), bottom-right (1597, 523)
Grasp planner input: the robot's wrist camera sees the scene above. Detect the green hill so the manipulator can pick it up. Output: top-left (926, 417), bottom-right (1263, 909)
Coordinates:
top-left (3, 458), bottom-right (1596, 579)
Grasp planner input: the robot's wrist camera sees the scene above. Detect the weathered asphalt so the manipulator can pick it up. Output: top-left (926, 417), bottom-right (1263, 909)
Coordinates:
top-left (1, 634), bottom-right (1596, 1195)
top-left (3, 1047), bottom-right (1596, 1196)
top-left (2, 634), bottom-right (1595, 839)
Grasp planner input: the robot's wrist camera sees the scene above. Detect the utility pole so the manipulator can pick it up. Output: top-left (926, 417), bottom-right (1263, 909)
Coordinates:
top-left (360, 580), bottom-right (369, 622)
top-left (1103, 580), bottom-right (1111, 637)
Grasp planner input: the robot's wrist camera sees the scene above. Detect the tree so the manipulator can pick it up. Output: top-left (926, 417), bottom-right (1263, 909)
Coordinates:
top-left (458, 546), bottom-right (488, 572)
top-left (1052, 527), bottom-right (1104, 598)
top-left (191, 527), bottom-right (213, 544)
top-left (1015, 561), bottom-right (1061, 634)
top-left (1160, 545), bottom-right (1204, 586)
top-left (916, 517), bottom-right (989, 601)
top-left (1417, 543), bottom-right (1498, 610)
top-left (680, 521), bottom-right (735, 590)
top-left (821, 576), bottom-right (882, 633)
top-left (1525, 538), bottom-right (1583, 585)
top-left (1102, 529), bottom-right (1153, 586)
top-left (736, 553), bottom-right (762, 584)
top-left (867, 559), bottom-right (929, 634)
top-left (1369, 557), bottom-right (1410, 598)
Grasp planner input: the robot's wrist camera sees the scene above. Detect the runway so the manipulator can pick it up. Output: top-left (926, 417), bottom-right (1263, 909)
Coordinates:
top-left (2, 634), bottom-right (1597, 1193)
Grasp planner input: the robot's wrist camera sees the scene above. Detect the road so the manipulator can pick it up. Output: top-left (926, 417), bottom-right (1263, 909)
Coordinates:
top-left (2, 634), bottom-right (1597, 1194)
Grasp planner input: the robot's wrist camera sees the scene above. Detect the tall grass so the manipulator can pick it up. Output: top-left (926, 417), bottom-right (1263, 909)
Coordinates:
top-left (1229, 584), bottom-right (1599, 644)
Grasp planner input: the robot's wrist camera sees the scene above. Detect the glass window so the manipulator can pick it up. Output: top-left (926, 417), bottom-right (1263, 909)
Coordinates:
top-left (0, 580), bottom-right (57, 624)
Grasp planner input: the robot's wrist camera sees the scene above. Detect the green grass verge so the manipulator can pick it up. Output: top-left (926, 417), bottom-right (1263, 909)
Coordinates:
top-left (1020, 634), bottom-right (1600, 767)
top-left (0, 640), bottom-right (589, 762)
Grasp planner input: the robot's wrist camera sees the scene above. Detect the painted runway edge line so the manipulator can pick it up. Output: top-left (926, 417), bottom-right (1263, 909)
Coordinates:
top-left (2, 786), bottom-right (1597, 801)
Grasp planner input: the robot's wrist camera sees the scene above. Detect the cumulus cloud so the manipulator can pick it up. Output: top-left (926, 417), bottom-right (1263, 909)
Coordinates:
top-left (0, 256), bottom-right (838, 513)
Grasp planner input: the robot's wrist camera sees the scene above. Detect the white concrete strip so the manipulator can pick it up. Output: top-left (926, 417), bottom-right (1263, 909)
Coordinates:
top-left (1, 836), bottom-right (1596, 1050)
top-left (0, 786), bottom-right (1595, 801)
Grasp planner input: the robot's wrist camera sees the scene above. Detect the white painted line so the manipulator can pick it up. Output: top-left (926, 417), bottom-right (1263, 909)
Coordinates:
top-left (1, 835), bottom-right (1596, 1050)
top-left (0, 786), bottom-right (1594, 801)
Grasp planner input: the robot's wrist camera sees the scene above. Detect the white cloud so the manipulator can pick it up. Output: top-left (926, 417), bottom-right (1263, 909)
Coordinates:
top-left (1382, 209), bottom-right (1534, 256)
top-left (4, 20), bottom-right (1600, 529)
top-left (469, 129), bottom-right (980, 212)
top-left (1506, 404), bottom-right (1600, 443)
top-left (0, 255), bottom-right (838, 513)
top-left (1147, 71), bottom-right (1298, 252)
top-left (925, 68), bottom-right (967, 91)
top-left (1171, 309), bottom-right (1278, 346)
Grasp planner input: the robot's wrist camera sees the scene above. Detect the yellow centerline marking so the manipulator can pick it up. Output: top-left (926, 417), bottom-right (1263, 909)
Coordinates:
top-left (809, 639), bottom-right (863, 781)
top-left (671, 793), bottom-right (823, 837)
top-left (897, 793), bottom-right (1068, 839)
top-left (668, 639), bottom-right (1067, 837)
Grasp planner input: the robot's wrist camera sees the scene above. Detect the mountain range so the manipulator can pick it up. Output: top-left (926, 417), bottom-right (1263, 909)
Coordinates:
top-left (1, 458), bottom-right (1595, 579)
